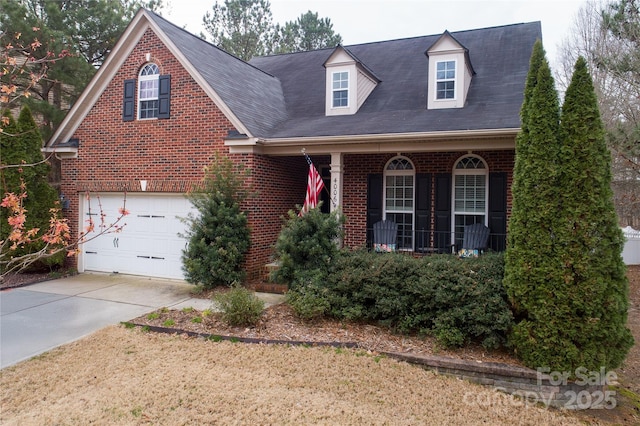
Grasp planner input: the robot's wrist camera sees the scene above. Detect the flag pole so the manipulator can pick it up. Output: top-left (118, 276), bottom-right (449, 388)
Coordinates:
top-left (301, 147), bottom-right (312, 165)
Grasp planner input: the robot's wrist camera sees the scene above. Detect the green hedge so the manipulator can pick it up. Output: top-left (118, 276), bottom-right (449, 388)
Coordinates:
top-left (286, 251), bottom-right (512, 349)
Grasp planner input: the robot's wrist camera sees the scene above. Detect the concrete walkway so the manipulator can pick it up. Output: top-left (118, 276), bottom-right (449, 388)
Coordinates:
top-left (0, 273), bottom-right (284, 369)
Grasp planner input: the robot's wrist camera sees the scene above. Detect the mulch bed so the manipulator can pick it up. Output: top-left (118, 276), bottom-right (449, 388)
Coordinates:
top-left (1, 271), bottom-right (61, 290)
top-left (129, 302), bottom-right (522, 366)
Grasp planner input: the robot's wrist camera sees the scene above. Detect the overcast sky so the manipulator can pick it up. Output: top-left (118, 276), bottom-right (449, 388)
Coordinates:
top-left (164, 0), bottom-right (587, 69)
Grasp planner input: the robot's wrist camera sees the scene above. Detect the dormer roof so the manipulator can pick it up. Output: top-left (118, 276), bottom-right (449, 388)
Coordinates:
top-left (323, 45), bottom-right (381, 82)
top-left (425, 30), bottom-right (475, 76)
top-left (424, 30), bottom-right (476, 109)
top-left (322, 44), bottom-right (381, 116)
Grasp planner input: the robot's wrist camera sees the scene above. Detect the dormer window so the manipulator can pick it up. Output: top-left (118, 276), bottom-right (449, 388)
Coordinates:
top-left (324, 45), bottom-right (380, 116)
top-left (426, 31), bottom-right (474, 110)
top-left (436, 60), bottom-right (456, 99)
top-left (332, 71), bottom-right (349, 107)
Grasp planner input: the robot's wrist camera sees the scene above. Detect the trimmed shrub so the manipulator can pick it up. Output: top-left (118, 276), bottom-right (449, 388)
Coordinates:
top-left (325, 250), bottom-right (420, 324)
top-left (182, 155), bottom-right (250, 288)
top-left (213, 284), bottom-right (265, 327)
top-left (423, 254), bottom-right (513, 349)
top-left (272, 207), bottom-right (344, 290)
top-left (285, 285), bottom-right (330, 321)
top-left (310, 250), bottom-right (512, 349)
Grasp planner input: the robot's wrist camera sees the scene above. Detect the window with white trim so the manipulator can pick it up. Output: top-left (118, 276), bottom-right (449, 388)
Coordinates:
top-left (384, 157), bottom-right (414, 250)
top-left (452, 155), bottom-right (487, 246)
top-left (138, 63), bottom-right (160, 119)
top-left (436, 60), bottom-right (455, 100)
top-left (332, 71), bottom-right (349, 107)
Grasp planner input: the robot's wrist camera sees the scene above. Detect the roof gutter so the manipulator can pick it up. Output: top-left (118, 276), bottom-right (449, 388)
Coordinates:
top-left (225, 128), bottom-right (520, 155)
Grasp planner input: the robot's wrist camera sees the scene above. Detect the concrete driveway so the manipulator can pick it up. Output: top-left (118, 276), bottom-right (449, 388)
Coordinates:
top-left (0, 273), bottom-right (216, 369)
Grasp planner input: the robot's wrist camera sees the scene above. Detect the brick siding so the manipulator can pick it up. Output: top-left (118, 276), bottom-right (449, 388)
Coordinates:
top-left (342, 151), bottom-right (515, 248)
top-left (60, 29), bottom-right (236, 272)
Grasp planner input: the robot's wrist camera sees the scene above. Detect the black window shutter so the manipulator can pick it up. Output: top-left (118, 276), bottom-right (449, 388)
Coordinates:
top-left (488, 172), bottom-right (507, 251)
top-left (366, 174), bottom-right (383, 248)
top-left (158, 75), bottom-right (171, 119)
top-left (123, 79), bottom-right (135, 121)
top-left (434, 173), bottom-right (452, 251)
top-left (415, 173), bottom-right (431, 252)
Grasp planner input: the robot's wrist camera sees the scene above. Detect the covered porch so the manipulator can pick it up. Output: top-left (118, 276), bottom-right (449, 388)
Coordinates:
top-left (227, 130), bottom-right (515, 283)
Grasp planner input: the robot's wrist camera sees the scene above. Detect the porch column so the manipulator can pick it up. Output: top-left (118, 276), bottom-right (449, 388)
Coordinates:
top-left (329, 152), bottom-right (343, 213)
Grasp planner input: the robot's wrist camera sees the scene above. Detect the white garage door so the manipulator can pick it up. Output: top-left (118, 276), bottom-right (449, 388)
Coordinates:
top-left (80, 193), bottom-right (196, 279)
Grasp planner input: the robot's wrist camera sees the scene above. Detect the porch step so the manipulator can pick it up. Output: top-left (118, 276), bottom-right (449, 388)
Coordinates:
top-left (255, 261), bottom-right (287, 294)
top-left (253, 281), bottom-right (288, 294)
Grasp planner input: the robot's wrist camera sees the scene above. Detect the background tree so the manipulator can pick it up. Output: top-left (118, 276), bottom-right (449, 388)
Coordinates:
top-left (273, 11), bottom-right (342, 54)
top-left (1, 106), bottom-right (66, 271)
top-left (556, 0), bottom-right (640, 227)
top-left (202, 0), bottom-right (276, 61)
top-left (0, 0), bottom-right (164, 138)
top-left (1, 26), bottom-right (129, 280)
top-left (202, 0), bottom-right (342, 60)
top-left (181, 154), bottom-right (251, 289)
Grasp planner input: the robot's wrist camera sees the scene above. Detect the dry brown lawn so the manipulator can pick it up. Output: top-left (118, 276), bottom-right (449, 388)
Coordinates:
top-left (2, 266), bottom-right (639, 425)
top-left (1, 326), bottom-right (590, 425)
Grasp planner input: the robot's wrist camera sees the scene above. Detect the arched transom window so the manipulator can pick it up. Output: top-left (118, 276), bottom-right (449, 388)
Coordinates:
top-left (452, 155), bottom-right (488, 245)
top-left (384, 156), bottom-right (415, 250)
top-left (138, 63), bottom-right (160, 119)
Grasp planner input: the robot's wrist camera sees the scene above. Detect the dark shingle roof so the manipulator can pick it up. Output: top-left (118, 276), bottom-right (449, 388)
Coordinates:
top-left (150, 11), bottom-right (540, 139)
top-left (249, 22), bottom-right (541, 138)
top-left (148, 11), bottom-right (288, 136)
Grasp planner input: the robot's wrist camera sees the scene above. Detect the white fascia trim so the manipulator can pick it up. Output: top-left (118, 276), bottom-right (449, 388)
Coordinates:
top-left (266, 128), bottom-right (519, 144)
top-left (225, 128), bottom-right (519, 154)
top-left (42, 146), bottom-right (78, 159)
top-left (46, 10), bottom-right (150, 148)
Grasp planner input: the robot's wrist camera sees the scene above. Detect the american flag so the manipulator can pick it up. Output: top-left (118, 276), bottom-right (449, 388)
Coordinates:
top-left (300, 161), bottom-right (325, 216)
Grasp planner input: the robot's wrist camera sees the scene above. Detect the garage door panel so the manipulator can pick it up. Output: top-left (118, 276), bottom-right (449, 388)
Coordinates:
top-left (81, 194), bottom-right (195, 279)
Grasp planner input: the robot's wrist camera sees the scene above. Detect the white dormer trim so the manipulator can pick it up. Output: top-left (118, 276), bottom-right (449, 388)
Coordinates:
top-left (324, 46), bottom-right (379, 116)
top-left (426, 31), bottom-right (474, 110)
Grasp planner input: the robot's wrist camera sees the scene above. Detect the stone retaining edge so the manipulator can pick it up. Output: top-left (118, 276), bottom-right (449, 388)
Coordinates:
top-left (126, 322), bottom-right (606, 410)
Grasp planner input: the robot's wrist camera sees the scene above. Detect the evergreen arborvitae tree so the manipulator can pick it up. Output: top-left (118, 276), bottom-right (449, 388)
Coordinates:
top-left (504, 41), bottom-right (566, 368)
top-left (17, 106), bottom-right (60, 236)
top-left (1, 106), bottom-right (64, 269)
top-left (181, 154), bottom-right (251, 288)
top-left (504, 41), bottom-right (562, 315)
top-left (506, 47), bottom-right (634, 373)
top-left (1, 111), bottom-right (21, 252)
top-left (1, 110), bottom-right (21, 197)
top-left (551, 57), bottom-right (632, 372)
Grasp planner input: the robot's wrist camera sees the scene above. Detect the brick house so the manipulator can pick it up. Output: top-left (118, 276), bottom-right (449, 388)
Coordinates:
top-left (45, 9), bottom-right (541, 282)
